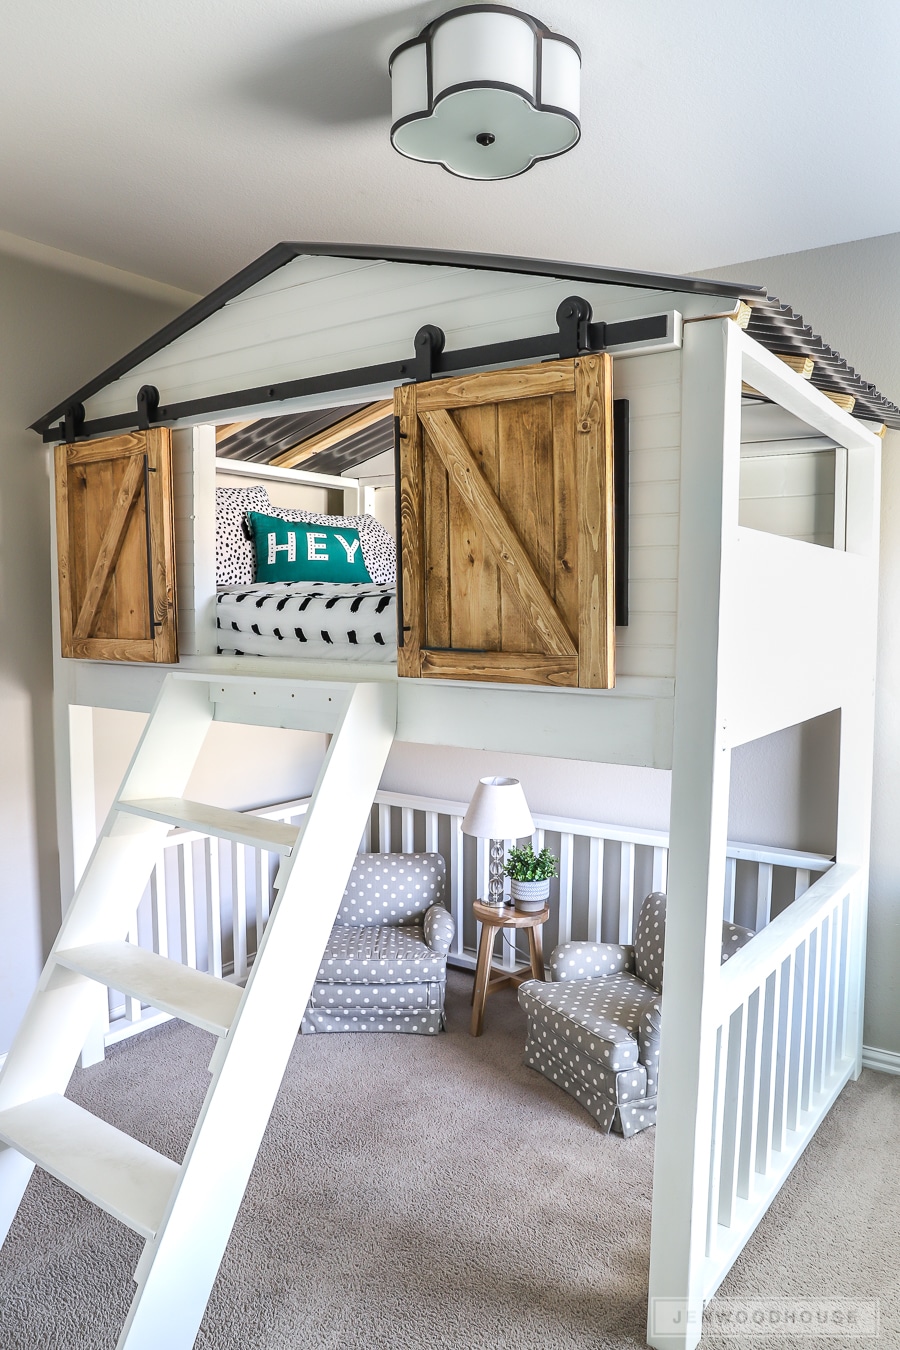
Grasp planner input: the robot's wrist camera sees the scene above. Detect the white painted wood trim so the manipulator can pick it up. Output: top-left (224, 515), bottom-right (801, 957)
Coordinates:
top-left (738, 330), bottom-right (881, 452)
top-left (214, 457), bottom-right (353, 494)
top-left (648, 316), bottom-right (743, 1350)
top-left (861, 1046), bottom-right (900, 1075)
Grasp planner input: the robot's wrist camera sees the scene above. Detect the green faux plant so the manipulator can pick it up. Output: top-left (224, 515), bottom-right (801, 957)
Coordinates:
top-left (503, 844), bottom-right (559, 883)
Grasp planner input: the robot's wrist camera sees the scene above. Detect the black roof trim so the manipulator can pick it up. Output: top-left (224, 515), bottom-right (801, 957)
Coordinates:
top-left (31, 242), bottom-right (764, 433)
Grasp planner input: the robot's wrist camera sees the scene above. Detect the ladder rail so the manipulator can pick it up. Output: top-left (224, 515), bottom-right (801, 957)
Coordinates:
top-left (0, 675), bottom-right (214, 1246)
top-left (116, 679), bottom-right (397, 1350)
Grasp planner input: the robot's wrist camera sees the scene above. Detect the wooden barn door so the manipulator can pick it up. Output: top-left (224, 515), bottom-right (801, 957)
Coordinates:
top-left (54, 429), bottom-right (177, 662)
top-left (396, 356), bottom-right (615, 688)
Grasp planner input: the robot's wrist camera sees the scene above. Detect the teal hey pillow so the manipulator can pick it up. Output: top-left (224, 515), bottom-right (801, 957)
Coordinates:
top-left (247, 511), bottom-right (373, 584)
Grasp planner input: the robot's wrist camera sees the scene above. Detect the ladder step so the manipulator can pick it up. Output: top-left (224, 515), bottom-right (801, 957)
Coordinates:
top-left (0, 1095), bottom-right (179, 1238)
top-left (116, 797), bottom-right (299, 854)
top-left (55, 943), bottom-right (243, 1037)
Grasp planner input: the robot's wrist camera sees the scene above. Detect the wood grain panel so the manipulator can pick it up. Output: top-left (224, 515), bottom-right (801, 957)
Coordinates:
top-left (55, 430), bottom-right (178, 663)
top-left (73, 454), bottom-right (145, 640)
top-left (415, 361), bottom-right (575, 411)
top-left (148, 429), bottom-right (178, 662)
top-left (575, 354), bottom-right (615, 688)
top-left (64, 432), bottom-right (149, 466)
top-left (421, 409), bottom-right (575, 657)
top-left (54, 445), bottom-right (74, 654)
top-left (423, 444), bottom-right (450, 649)
top-left (551, 392), bottom-right (579, 640)
top-left (396, 383), bottom-right (425, 678)
top-left (420, 649), bottom-right (578, 686)
top-left (449, 405), bottom-right (500, 651)
top-left (497, 395), bottom-right (555, 652)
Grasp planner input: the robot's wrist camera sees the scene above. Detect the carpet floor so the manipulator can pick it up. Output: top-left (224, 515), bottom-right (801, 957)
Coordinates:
top-left (0, 970), bottom-right (897, 1350)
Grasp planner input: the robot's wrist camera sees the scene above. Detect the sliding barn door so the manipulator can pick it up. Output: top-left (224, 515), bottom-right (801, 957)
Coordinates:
top-left (54, 430), bottom-right (177, 662)
top-left (396, 356), bottom-right (615, 688)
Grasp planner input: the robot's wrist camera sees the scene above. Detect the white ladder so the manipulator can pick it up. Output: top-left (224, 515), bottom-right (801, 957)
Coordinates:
top-left (0, 672), bottom-right (396, 1350)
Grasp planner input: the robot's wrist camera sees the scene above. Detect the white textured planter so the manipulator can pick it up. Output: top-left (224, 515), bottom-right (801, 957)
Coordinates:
top-left (510, 878), bottom-right (550, 913)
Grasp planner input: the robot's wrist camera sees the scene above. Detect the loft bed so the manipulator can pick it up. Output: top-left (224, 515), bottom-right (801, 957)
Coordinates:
top-left (9, 243), bottom-right (898, 1350)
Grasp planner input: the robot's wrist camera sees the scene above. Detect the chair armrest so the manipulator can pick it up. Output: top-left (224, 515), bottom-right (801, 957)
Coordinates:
top-left (637, 995), bottom-right (662, 1066)
top-left (423, 904), bottom-right (455, 956)
top-left (721, 920), bottom-right (755, 963)
top-left (549, 941), bottom-right (636, 982)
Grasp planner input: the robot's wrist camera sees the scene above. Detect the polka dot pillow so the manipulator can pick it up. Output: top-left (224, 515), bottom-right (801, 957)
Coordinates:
top-left (215, 485), bottom-right (272, 585)
top-left (263, 507), bottom-right (396, 585)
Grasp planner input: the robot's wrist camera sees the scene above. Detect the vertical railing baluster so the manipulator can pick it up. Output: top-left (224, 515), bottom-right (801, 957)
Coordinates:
top-left (378, 802), bottom-right (392, 852)
top-left (772, 952), bottom-right (794, 1154)
top-left (125, 923), bottom-right (142, 1023)
top-left (651, 845), bottom-right (668, 894)
top-left (425, 810), bottom-right (439, 853)
top-left (401, 806), bottom-right (415, 853)
top-left (557, 833), bottom-right (574, 945)
top-left (724, 856), bottom-right (737, 923)
top-left (801, 928), bottom-right (821, 1112)
top-left (232, 842), bottom-right (247, 980)
top-left (755, 863), bottom-right (774, 932)
top-left (794, 868), bottom-right (811, 901)
top-left (588, 837), bottom-right (604, 943)
top-left (814, 912), bottom-right (833, 1095)
top-left (255, 848), bottom-right (268, 952)
top-left (618, 842), bottom-right (635, 943)
top-left (151, 853), bottom-right (168, 959)
top-left (755, 965), bottom-right (780, 1177)
top-left (831, 896), bottom-right (847, 1074)
top-left (449, 815), bottom-right (465, 959)
top-left (718, 1003), bottom-right (748, 1227)
top-left (205, 837), bottom-right (222, 979)
top-left (737, 989), bottom-right (763, 1201)
top-left (178, 839), bottom-right (197, 970)
top-left (705, 1024), bottom-right (727, 1260)
top-left (787, 940), bottom-right (809, 1132)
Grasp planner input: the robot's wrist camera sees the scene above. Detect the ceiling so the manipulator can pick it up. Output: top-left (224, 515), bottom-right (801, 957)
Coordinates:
top-left (4, 1), bottom-right (899, 297)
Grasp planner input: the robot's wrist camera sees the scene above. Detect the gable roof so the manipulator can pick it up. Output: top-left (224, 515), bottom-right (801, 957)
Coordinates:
top-left (32, 242), bottom-right (900, 437)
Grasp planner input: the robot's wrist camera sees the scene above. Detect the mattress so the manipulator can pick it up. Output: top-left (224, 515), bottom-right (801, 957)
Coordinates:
top-left (216, 582), bottom-right (397, 662)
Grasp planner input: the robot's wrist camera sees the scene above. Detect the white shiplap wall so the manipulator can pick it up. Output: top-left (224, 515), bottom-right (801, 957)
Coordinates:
top-left (615, 348), bottom-right (682, 680)
top-left (80, 254), bottom-right (741, 424)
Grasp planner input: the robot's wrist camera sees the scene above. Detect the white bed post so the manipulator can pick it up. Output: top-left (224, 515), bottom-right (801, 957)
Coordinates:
top-left (647, 318), bottom-right (743, 1349)
top-left (835, 437), bottom-right (881, 1076)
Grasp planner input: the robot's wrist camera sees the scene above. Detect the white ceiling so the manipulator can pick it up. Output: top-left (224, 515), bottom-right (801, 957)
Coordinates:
top-left (4, 1), bottom-right (899, 296)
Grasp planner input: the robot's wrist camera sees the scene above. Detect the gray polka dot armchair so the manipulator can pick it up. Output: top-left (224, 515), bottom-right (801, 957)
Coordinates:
top-left (517, 891), bottom-right (754, 1136)
top-left (301, 853), bottom-right (455, 1035)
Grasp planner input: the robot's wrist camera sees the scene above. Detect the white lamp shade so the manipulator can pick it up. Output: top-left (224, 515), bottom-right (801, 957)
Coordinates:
top-left (389, 6), bottom-right (581, 180)
top-left (461, 776), bottom-right (535, 840)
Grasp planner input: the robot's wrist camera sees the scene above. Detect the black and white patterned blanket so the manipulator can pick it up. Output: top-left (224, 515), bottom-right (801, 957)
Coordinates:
top-left (216, 582), bottom-right (397, 662)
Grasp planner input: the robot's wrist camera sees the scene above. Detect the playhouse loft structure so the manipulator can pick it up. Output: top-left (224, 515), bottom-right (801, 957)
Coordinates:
top-left (1, 244), bottom-right (896, 1350)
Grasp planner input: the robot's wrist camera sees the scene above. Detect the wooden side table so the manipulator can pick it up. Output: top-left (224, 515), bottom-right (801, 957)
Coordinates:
top-left (470, 899), bottom-right (549, 1037)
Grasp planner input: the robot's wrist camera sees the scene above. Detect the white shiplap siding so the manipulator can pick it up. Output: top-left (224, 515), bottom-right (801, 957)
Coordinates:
top-left (81, 255), bottom-right (739, 423)
top-left (614, 349), bottom-right (681, 680)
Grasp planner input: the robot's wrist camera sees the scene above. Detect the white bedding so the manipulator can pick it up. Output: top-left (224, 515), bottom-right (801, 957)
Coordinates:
top-left (215, 582), bottom-right (397, 662)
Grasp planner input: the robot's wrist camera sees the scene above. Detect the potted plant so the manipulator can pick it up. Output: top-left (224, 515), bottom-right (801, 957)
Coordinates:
top-left (503, 844), bottom-right (558, 913)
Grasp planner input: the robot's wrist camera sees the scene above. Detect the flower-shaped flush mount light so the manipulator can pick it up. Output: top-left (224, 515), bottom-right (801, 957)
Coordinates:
top-left (389, 5), bottom-right (581, 180)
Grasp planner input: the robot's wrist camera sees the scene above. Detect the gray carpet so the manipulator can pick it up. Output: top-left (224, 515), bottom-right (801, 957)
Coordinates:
top-left (0, 971), bottom-right (896, 1350)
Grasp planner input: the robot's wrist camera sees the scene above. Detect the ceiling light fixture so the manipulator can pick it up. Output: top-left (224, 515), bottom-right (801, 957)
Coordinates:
top-left (389, 5), bottom-right (581, 180)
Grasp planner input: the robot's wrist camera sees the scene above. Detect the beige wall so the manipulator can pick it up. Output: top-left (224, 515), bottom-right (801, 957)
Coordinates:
top-left (0, 250), bottom-right (186, 1055)
top-left (704, 232), bottom-right (900, 1057)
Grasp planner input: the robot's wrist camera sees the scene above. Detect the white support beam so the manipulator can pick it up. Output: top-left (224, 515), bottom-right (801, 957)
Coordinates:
top-left (648, 318), bottom-right (743, 1350)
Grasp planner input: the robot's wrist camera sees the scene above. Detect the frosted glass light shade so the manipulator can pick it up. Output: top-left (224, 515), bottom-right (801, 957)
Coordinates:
top-left (389, 6), bottom-right (581, 180)
top-left (461, 777), bottom-right (535, 840)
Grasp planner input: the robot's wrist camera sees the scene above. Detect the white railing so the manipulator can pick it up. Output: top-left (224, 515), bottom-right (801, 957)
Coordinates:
top-left (702, 862), bottom-right (862, 1300)
top-left (101, 790), bottom-right (832, 1049)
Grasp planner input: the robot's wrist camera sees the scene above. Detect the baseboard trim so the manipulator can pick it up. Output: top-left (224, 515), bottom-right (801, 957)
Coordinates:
top-left (862, 1045), bottom-right (900, 1076)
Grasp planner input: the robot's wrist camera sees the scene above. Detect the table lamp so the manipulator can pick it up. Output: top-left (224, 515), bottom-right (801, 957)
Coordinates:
top-left (461, 776), bottom-right (535, 907)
